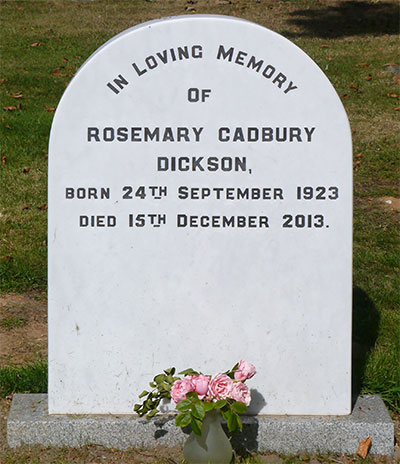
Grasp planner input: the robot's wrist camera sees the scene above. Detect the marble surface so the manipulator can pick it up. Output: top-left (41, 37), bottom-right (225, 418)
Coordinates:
top-left (48, 16), bottom-right (352, 415)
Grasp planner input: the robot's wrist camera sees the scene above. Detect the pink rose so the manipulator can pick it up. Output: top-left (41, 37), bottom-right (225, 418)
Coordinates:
top-left (234, 360), bottom-right (256, 381)
top-left (170, 378), bottom-right (194, 404)
top-left (208, 373), bottom-right (233, 400)
top-left (231, 382), bottom-right (251, 406)
top-left (191, 375), bottom-right (210, 399)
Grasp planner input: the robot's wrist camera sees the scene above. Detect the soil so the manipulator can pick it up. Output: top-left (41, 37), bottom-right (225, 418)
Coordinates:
top-left (0, 293), bottom-right (47, 365)
top-left (0, 292), bottom-right (398, 463)
top-left (378, 196), bottom-right (400, 213)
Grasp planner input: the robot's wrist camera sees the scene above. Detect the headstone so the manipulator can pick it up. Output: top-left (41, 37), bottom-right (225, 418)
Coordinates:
top-left (48, 15), bottom-right (352, 415)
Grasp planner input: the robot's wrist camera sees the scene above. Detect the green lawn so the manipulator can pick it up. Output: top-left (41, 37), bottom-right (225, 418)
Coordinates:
top-left (0, 1), bottom-right (399, 461)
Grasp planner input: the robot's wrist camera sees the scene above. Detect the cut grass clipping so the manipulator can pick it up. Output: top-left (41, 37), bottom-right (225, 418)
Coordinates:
top-left (0, 360), bottom-right (47, 397)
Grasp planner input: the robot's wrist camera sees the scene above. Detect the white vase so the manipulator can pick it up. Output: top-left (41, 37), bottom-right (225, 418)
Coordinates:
top-left (183, 410), bottom-right (233, 463)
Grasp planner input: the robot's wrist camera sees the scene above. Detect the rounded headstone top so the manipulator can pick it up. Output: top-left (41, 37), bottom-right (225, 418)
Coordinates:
top-left (48, 15), bottom-right (352, 415)
top-left (50, 14), bottom-right (351, 181)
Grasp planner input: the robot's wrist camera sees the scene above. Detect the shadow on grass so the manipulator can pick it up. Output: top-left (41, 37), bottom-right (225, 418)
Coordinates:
top-left (352, 287), bottom-right (379, 407)
top-left (284, 1), bottom-right (399, 39)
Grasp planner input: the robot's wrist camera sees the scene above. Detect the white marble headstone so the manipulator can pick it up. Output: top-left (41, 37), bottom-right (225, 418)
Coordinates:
top-left (48, 15), bottom-right (352, 415)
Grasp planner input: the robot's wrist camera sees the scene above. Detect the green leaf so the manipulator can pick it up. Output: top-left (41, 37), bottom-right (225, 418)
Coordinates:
top-left (176, 412), bottom-right (191, 428)
top-left (227, 411), bottom-right (239, 433)
top-left (221, 407), bottom-right (232, 422)
top-left (141, 403), bottom-right (150, 414)
top-left (190, 417), bottom-right (203, 436)
top-left (214, 399), bottom-right (227, 409)
top-left (176, 400), bottom-right (191, 412)
top-left (231, 401), bottom-right (247, 414)
top-left (191, 402), bottom-right (205, 420)
top-left (133, 404), bottom-right (141, 411)
top-left (157, 382), bottom-right (169, 392)
top-left (154, 374), bottom-right (166, 384)
top-left (163, 367), bottom-right (175, 376)
top-left (186, 391), bottom-right (199, 400)
top-left (203, 402), bottom-right (215, 412)
top-left (237, 415), bottom-right (243, 432)
top-left (178, 368), bottom-right (200, 376)
top-left (138, 390), bottom-right (149, 398)
top-left (146, 408), bottom-right (158, 418)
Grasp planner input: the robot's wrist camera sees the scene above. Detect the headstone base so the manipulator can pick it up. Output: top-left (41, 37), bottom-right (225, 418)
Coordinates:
top-left (7, 394), bottom-right (393, 456)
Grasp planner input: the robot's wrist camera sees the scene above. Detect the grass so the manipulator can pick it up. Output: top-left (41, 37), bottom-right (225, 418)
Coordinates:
top-left (1, 447), bottom-right (369, 464)
top-left (1, 1), bottom-right (398, 287)
top-left (0, 0), bottom-right (399, 457)
top-left (0, 315), bottom-right (27, 329)
top-left (0, 359), bottom-right (47, 397)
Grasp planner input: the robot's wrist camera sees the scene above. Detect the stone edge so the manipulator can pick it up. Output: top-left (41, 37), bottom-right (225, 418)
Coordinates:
top-left (7, 394), bottom-right (394, 456)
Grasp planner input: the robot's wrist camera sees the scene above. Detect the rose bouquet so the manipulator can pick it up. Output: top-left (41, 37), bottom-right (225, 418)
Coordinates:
top-left (134, 360), bottom-right (256, 435)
